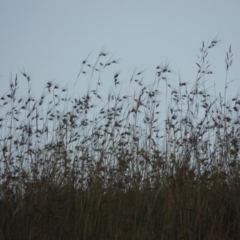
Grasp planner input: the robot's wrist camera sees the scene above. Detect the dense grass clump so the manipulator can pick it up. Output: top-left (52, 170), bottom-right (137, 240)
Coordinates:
top-left (1, 37), bottom-right (240, 239)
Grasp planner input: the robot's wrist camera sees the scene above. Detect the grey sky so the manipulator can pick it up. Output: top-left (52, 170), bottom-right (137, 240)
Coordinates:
top-left (1, 0), bottom-right (240, 118)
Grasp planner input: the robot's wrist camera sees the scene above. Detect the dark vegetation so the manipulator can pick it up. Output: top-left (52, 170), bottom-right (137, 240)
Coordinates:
top-left (0, 37), bottom-right (240, 239)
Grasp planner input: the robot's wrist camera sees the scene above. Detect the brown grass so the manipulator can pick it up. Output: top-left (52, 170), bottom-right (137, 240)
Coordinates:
top-left (0, 37), bottom-right (240, 239)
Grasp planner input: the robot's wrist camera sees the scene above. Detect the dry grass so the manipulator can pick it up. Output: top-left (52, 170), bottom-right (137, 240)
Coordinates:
top-left (0, 37), bottom-right (240, 240)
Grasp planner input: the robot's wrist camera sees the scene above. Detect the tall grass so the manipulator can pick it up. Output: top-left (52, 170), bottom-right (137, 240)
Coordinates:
top-left (0, 37), bottom-right (240, 239)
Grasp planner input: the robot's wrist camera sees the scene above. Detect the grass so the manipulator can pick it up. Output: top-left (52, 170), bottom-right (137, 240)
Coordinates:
top-left (0, 37), bottom-right (240, 239)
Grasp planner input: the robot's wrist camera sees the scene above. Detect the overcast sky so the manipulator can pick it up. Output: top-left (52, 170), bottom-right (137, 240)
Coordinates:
top-left (1, 0), bottom-right (240, 120)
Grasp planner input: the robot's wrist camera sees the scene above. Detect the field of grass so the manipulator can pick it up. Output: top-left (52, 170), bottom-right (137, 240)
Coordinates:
top-left (0, 37), bottom-right (240, 239)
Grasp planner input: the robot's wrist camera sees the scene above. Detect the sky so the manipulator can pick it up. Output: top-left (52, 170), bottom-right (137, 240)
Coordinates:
top-left (1, 0), bottom-right (240, 122)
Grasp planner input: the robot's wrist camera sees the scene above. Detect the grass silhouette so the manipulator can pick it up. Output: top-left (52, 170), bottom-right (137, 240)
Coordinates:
top-left (0, 37), bottom-right (240, 239)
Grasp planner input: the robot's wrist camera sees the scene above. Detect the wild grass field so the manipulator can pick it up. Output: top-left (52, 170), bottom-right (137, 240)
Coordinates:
top-left (0, 37), bottom-right (240, 240)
